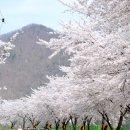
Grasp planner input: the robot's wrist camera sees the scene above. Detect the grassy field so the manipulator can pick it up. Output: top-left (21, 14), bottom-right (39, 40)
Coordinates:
top-left (1, 125), bottom-right (130, 130)
top-left (51, 125), bottom-right (130, 130)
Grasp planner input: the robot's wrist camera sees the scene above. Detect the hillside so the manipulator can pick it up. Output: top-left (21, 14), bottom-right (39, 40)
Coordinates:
top-left (0, 24), bottom-right (69, 99)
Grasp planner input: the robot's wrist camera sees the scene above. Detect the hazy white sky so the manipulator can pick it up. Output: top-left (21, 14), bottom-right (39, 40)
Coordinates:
top-left (0, 0), bottom-right (75, 34)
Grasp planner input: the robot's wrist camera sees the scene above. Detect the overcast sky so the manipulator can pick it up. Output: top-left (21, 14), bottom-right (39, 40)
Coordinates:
top-left (0, 0), bottom-right (75, 34)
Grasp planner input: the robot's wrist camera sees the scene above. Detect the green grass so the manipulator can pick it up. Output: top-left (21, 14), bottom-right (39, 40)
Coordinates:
top-left (1, 125), bottom-right (130, 130)
top-left (51, 125), bottom-right (130, 130)
top-left (51, 125), bottom-right (101, 130)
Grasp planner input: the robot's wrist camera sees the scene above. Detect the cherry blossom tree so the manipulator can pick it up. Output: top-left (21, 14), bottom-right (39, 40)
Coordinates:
top-left (0, 40), bottom-right (14, 64)
top-left (2, 1), bottom-right (130, 130)
top-left (58, 0), bottom-right (130, 33)
top-left (0, 98), bottom-right (29, 129)
top-left (38, 1), bottom-right (130, 129)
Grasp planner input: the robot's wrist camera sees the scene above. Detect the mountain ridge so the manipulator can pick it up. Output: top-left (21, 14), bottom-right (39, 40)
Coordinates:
top-left (0, 23), bottom-right (69, 99)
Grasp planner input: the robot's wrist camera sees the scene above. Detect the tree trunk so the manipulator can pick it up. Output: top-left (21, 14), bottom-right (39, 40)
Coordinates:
top-left (105, 118), bottom-right (113, 130)
top-left (98, 111), bottom-right (113, 130)
top-left (32, 121), bottom-right (40, 128)
top-left (87, 122), bottom-right (90, 130)
top-left (55, 119), bottom-right (60, 130)
top-left (116, 115), bottom-right (123, 130)
top-left (22, 118), bottom-right (26, 130)
top-left (10, 121), bottom-right (16, 129)
top-left (73, 122), bottom-right (77, 130)
top-left (116, 109), bottom-right (127, 130)
top-left (62, 119), bottom-right (70, 130)
top-left (62, 123), bottom-right (67, 130)
top-left (70, 116), bottom-right (77, 130)
top-left (18, 115), bottom-right (27, 130)
top-left (83, 121), bottom-right (86, 130)
top-left (87, 117), bottom-right (92, 130)
top-left (44, 121), bottom-right (49, 130)
top-left (101, 117), bottom-right (105, 130)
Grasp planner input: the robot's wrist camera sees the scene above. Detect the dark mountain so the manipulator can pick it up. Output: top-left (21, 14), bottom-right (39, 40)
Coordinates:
top-left (0, 24), bottom-right (69, 99)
